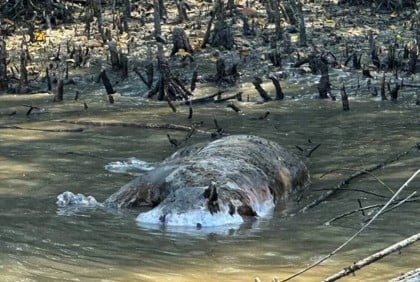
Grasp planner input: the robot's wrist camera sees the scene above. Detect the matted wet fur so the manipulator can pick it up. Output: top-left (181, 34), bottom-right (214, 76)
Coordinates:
top-left (103, 135), bottom-right (310, 226)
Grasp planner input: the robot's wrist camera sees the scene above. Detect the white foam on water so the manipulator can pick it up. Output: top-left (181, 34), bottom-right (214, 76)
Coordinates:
top-left (56, 191), bottom-right (99, 207)
top-left (251, 199), bottom-right (275, 217)
top-left (136, 206), bottom-right (244, 227)
top-left (104, 158), bottom-right (155, 174)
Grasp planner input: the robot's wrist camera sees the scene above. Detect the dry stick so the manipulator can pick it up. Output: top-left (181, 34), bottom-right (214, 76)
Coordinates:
top-left (281, 169), bottom-right (420, 282)
top-left (323, 233), bottom-right (420, 282)
top-left (313, 188), bottom-right (389, 198)
top-left (295, 143), bottom-right (420, 214)
top-left (57, 120), bottom-right (214, 135)
top-left (325, 194), bottom-right (419, 225)
top-left (321, 168), bottom-right (395, 194)
top-left (362, 191), bottom-right (418, 223)
top-left (0, 125), bottom-right (84, 132)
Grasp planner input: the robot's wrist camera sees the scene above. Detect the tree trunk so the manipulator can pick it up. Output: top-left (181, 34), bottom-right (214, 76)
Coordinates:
top-left (93, 0), bottom-right (106, 42)
top-left (19, 42), bottom-right (28, 87)
top-left (175, 0), bottom-right (189, 23)
top-left (170, 28), bottom-right (193, 56)
top-left (0, 39), bottom-right (7, 91)
top-left (153, 0), bottom-right (162, 41)
top-left (209, 0), bottom-right (234, 50)
top-left (318, 58), bottom-right (330, 99)
top-left (122, 0), bottom-right (130, 33)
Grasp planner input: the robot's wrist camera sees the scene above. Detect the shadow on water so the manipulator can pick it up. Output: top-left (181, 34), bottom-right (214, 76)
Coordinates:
top-left (0, 90), bottom-right (419, 281)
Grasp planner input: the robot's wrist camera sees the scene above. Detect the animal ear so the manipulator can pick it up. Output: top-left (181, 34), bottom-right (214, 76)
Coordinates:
top-left (203, 183), bottom-right (220, 215)
top-left (203, 182), bottom-right (218, 201)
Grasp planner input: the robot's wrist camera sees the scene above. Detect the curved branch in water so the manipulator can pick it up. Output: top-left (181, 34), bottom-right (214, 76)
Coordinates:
top-left (295, 144), bottom-right (420, 214)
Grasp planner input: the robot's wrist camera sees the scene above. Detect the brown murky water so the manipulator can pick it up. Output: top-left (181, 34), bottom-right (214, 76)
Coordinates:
top-left (0, 81), bottom-right (419, 282)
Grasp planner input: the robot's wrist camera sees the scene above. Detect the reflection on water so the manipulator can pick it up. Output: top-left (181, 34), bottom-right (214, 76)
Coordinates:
top-left (0, 87), bottom-right (419, 281)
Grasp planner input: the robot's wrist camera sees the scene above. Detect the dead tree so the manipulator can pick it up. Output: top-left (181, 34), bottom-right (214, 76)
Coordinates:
top-left (145, 54), bottom-right (193, 111)
top-left (341, 85), bottom-right (349, 110)
top-left (175, 0), bottom-right (190, 23)
top-left (268, 51), bottom-right (282, 66)
top-left (317, 58), bottom-right (331, 99)
top-left (294, 53), bottom-right (331, 99)
top-left (19, 40), bottom-right (29, 88)
top-left (202, 0), bottom-right (234, 50)
top-left (54, 78), bottom-right (64, 102)
top-left (134, 61), bottom-right (154, 89)
top-left (269, 75), bottom-right (284, 100)
top-left (84, 0), bottom-right (106, 42)
top-left (407, 46), bottom-right (418, 74)
top-left (108, 40), bottom-right (121, 70)
top-left (289, 0), bottom-right (306, 46)
top-left (265, 0), bottom-right (283, 39)
top-left (210, 56), bottom-right (239, 85)
top-left (0, 38), bottom-right (7, 91)
top-left (253, 77), bottom-right (272, 102)
top-left (121, 0), bottom-right (131, 33)
top-left (170, 28), bottom-right (194, 56)
top-left (99, 70), bottom-right (116, 95)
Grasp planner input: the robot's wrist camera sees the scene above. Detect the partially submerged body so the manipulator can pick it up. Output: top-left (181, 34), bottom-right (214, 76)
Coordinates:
top-left (57, 135), bottom-right (310, 227)
top-left (105, 135), bottom-right (309, 226)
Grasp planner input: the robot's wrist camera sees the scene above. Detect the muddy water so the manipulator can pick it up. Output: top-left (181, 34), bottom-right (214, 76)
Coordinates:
top-left (0, 86), bottom-right (419, 282)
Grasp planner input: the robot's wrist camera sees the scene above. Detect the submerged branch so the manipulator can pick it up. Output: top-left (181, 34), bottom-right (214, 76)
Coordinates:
top-left (295, 143), bottom-right (420, 214)
top-left (57, 120), bottom-right (214, 135)
top-left (324, 195), bottom-right (420, 225)
top-left (281, 169), bottom-right (420, 282)
top-left (321, 167), bottom-right (395, 194)
top-left (0, 125), bottom-right (84, 132)
top-left (323, 233), bottom-right (420, 282)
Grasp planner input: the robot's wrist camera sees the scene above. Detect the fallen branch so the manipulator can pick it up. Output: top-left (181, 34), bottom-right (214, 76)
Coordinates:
top-left (324, 195), bottom-right (420, 225)
top-left (362, 191), bottom-right (418, 223)
top-left (323, 233), bottom-right (420, 282)
top-left (306, 143), bottom-right (321, 157)
top-left (321, 168), bottom-right (395, 194)
top-left (0, 125), bottom-right (84, 132)
top-left (390, 268), bottom-right (420, 282)
top-left (295, 143), bottom-right (420, 214)
top-left (57, 120), bottom-right (214, 135)
top-left (281, 169), bottom-right (420, 282)
top-left (185, 90), bottom-right (225, 104)
top-left (313, 188), bottom-right (390, 199)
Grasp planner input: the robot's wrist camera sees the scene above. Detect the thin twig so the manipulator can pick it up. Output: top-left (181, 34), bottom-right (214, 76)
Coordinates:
top-left (0, 125), bottom-right (84, 132)
top-left (323, 233), bottom-right (420, 281)
top-left (312, 188), bottom-right (389, 198)
top-left (362, 191), bottom-right (417, 223)
top-left (295, 144), bottom-right (419, 214)
top-left (281, 169), bottom-right (420, 282)
top-left (320, 168), bottom-right (395, 194)
top-left (325, 195), bottom-right (419, 225)
top-left (57, 120), bottom-right (214, 135)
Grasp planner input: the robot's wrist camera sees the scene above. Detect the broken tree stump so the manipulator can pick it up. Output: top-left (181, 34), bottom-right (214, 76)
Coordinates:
top-left (202, 0), bottom-right (234, 50)
top-left (269, 75), bottom-right (284, 100)
top-left (99, 70), bottom-right (116, 95)
top-left (341, 85), bottom-right (349, 111)
top-left (170, 27), bottom-right (194, 57)
top-left (54, 78), bottom-right (64, 102)
top-left (145, 53), bottom-right (193, 111)
top-left (317, 58), bottom-right (331, 99)
top-left (134, 60), bottom-right (154, 89)
top-left (0, 38), bottom-right (7, 91)
top-left (253, 76), bottom-right (272, 102)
